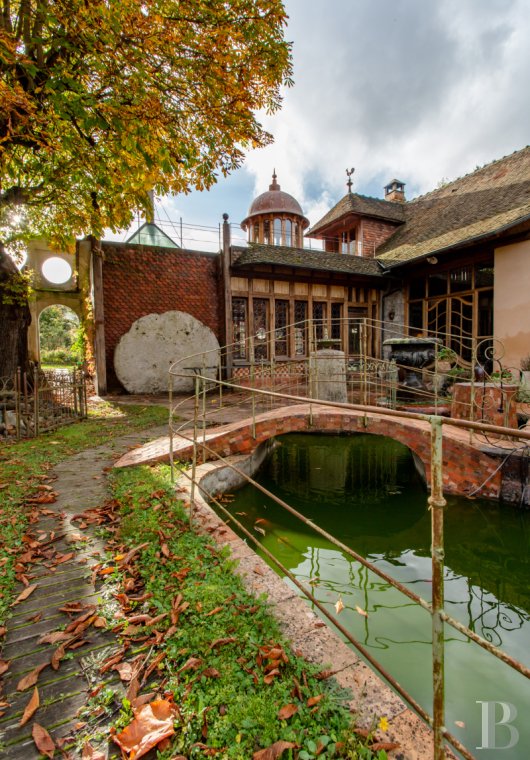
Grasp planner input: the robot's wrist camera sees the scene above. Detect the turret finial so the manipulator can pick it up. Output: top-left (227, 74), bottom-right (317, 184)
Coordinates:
top-left (269, 170), bottom-right (280, 191)
top-left (346, 168), bottom-right (355, 193)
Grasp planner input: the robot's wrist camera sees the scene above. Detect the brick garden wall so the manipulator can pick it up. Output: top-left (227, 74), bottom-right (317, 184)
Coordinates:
top-left (101, 242), bottom-right (221, 390)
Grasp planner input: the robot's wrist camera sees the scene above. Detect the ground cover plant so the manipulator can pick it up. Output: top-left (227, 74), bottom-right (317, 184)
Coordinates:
top-left (79, 463), bottom-right (392, 759)
top-left (0, 402), bottom-right (168, 621)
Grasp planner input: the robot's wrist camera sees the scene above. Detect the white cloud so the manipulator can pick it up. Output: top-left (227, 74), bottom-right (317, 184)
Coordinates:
top-left (112, 0), bottom-right (530, 246)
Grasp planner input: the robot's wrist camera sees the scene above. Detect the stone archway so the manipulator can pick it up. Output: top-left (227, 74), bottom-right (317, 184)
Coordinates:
top-left (38, 303), bottom-right (82, 367)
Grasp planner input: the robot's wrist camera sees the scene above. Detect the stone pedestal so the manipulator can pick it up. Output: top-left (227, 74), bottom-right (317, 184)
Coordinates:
top-left (309, 349), bottom-right (347, 403)
top-left (451, 382), bottom-right (519, 428)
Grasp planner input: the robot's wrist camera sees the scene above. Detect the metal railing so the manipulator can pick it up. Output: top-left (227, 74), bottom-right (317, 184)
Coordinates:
top-left (167, 327), bottom-right (530, 760)
top-left (0, 367), bottom-right (87, 439)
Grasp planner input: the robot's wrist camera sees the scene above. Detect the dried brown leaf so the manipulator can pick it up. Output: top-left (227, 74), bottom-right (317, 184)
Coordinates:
top-left (32, 722), bottom-right (56, 758)
top-left (12, 584), bottom-right (38, 605)
top-left (277, 703), bottom-right (298, 721)
top-left (201, 667), bottom-right (221, 679)
top-left (17, 663), bottom-right (48, 691)
top-left (177, 656), bottom-right (203, 673)
top-left (253, 740), bottom-right (298, 759)
top-left (370, 741), bottom-right (400, 752)
top-left (307, 694), bottom-right (324, 707)
top-left (38, 630), bottom-right (71, 645)
top-left (19, 687), bottom-right (39, 726)
top-left (113, 662), bottom-right (134, 682)
top-left (112, 699), bottom-right (176, 759)
top-left (81, 742), bottom-right (106, 759)
top-left (209, 637), bottom-right (236, 650)
top-left (0, 660), bottom-right (9, 676)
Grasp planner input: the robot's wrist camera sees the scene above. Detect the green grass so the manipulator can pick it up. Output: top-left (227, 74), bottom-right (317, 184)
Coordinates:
top-left (0, 402), bottom-right (168, 622)
top-left (105, 465), bottom-right (388, 760)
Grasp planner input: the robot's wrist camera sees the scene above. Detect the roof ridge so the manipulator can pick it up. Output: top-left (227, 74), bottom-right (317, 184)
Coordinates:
top-left (411, 145), bottom-right (530, 203)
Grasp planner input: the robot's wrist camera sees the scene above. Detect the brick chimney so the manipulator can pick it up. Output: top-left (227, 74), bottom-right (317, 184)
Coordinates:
top-left (384, 179), bottom-right (406, 202)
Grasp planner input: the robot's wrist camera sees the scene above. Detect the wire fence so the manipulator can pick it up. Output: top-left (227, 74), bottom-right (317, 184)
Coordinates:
top-left (0, 367), bottom-right (87, 440)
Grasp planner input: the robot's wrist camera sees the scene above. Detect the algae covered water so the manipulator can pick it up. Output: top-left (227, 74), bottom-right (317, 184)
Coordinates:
top-left (221, 433), bottom-right (530, 759)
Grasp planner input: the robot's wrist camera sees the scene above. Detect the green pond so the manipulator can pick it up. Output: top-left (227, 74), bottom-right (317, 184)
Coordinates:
top-left (217, 433), bottom-right (530, 759)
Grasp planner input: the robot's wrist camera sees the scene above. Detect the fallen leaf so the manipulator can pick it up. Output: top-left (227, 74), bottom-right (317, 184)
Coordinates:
top-left (277, 703), bottom-right (298, 721)
top-left (113, 662), bottom-right (134, 682)
top-left (38, 631), bottom-right (72, 645)
top-left (307, 694), bottom-right (324, 707)
top-left (12, 584), bottom-right (38, 605)
top-left (254, 526), bottom-right (266, 536)
top-left (205, 606), bottom-right (223, 617)
top-left (202, 668), bottom-right (220, 678)
top-left (112, 699), bottom-right (176, 759)
top-left (19, 687), bottom-right (39, 726)
top-left (355, 605), bottom-right (368, 617)
top-left (253, 740), bottom-right (297, 759)
top-left (17, 663), bottom-right (48, 691)
top-left (99, 566), bottom-right (116, 576)
top-left (335, 596), bottom-right (345, 614)
top-left (210, 637), bottom-right (236, 650)
top-left (177, 656), bottom-right (203, 673)
top-left (0, 660), bottom-right (9, 676)
top-left (82, 742), bottom-right (107, 759)
top-left (32, 723), bottom-right (56, 758)
top-left (51, 643), bottom-right (67, 670)
top-left (370, 742), bottom-right (400, 752)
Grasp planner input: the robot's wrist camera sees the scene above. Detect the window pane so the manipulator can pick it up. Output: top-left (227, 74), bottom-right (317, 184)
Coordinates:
top-left (312, 301), bottom-right (327, 341)
top-left (450, 266), bottom-right (472, 292)
top-left (293, 222), bottom-right (299, 247)
top-left (274, 300), bottom-right (289, 356)
top-left (408, 302), bottom-right (423, 332)
top-left (331, 303), bottom-right (342, 341)
top-left (409, 277), bottom-right (425, 300)
top-left (232, 297), bottom-right (247, 360)
top-left (294, 301), bottom-right (307, 356)
top-left (475, 264), bottom-right (494, 288)
top-left (285, 220), bottom-right (292, 247)
top-left (253, 223), bottom-right (259, 243)
top-left (264, 220), bottom-right (271, 244)
top-left (274, 218), bottom-right (282, 246)
top-left (253, 298), bottom-right (269, 360)
top-left (428, 272), bottom-right (447, 297)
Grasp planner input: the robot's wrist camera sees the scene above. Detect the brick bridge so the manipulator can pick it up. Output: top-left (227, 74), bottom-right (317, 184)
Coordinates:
top-left (116, 404), bottom-right (505, 500)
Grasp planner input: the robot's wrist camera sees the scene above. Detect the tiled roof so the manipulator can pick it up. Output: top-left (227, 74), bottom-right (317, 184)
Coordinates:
top-left (231, 244), bottom-right (383, 277)
top-left (376, 146), bottom-right (530, 265)
top-left (308, 193), bottom-right (406, 235)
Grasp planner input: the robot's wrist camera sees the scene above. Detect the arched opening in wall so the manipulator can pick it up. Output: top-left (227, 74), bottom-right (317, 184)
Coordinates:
top-left (39, 305), bottom-right (83, 368)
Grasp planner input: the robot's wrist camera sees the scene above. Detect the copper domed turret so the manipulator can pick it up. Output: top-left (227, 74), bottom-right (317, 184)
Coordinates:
top-left (241, 171), bottom-right (309, 247)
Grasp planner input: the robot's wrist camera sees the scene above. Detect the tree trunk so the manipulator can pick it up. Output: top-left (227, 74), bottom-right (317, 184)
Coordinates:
top-left (0, 245), bottom-right (31, 379)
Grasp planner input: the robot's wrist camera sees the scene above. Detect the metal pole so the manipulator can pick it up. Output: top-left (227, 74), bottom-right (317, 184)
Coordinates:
top-left (169, 366), bottom-right (174, 483)
top-left (33, 364), bottom-right (39, 437)
top-left (429, 416), bottom-right (447, 760)
top-left (190, 373), bottom-right (200, 525)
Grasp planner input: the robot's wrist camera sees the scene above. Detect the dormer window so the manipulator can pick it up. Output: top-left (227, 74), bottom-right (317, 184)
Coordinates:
top-left (341, 230), bottom-right (356, 255)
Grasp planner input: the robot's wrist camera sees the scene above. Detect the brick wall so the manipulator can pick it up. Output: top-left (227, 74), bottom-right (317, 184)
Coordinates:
top-left (362, 218), bottom-right (399, 257)
top-left (101, 242), bottom-right (221, 390)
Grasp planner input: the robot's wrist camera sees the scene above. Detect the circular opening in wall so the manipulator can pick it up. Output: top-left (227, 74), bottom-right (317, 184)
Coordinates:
top-left (41, 257), bottom-right (72, 284)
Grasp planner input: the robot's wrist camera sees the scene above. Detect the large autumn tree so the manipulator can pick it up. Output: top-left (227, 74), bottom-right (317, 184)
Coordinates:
top-left (0, 0), bottom-right (292, 375)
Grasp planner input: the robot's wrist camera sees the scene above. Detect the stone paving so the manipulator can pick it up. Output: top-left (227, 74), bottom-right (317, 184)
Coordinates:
top-left (0, 423), bottom-right (166, 758)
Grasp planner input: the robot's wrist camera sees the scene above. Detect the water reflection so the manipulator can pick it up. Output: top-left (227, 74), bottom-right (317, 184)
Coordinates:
top-left (222, 433), bottom-right (530, 759)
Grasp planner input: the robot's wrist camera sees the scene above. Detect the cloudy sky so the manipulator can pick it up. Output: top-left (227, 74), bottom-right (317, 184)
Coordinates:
top-left (125, 0), bottom-right (530, 250)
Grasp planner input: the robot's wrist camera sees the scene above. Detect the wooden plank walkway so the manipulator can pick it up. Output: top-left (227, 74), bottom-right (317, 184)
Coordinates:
top-left (0, 426), bottom-right (166, 758)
